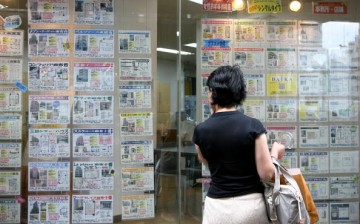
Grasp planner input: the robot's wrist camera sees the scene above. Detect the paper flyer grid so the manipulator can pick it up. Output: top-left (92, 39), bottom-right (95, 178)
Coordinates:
top-left (298, 48), bottom-right (328, 71)
top-left (234, 47), bottom-right (265, 70)
top-left (119, 112), bottom-right (153, 136)
top-left (298, 99), bottom-right (328, 122)
top-left (305, 177), bottom-right (329, 200)
top-left (266, 73), bottom-right (297, 96)
top-left (74, 0), bottom-right (114, 25)
top-left (29, 128), bottom-right (70, 158)
top-left (330, 125), bottom-right (359, 147)
top-left (72, 195), bottom-right (113, 223)
top-left (299, 126), bottom-right (329, 148)
top-left (0, 87), bottom-right (21, 112)
top-left (0, 30), bottom-right (24, 56)
top-left (28, 0), bottom-right (70, 24)
top-left (299, 151), bottom-right (329, 174)
top-left (28, 162), bottom-right (70, 191)
top-left (243, 73), bottom-right (265, 96)
top-left (315, 203), bottom-right (329, 224)
top-left (120, 140), bottom-right (154, 164)
top-left (242, 99), bottom-right (266, 122)
top-left (328, 72), bottom-right (360, 96)
top-left (233, 20), bottom-right (266, 44)
top-left (201, 73), bottom-right (210, 97)
top-left (330, 176), bottom-right (359, 199)
top-left (118, 30), bottom-right (151, 54)
top-left (279, 151), bottom-right (298, 169)
top-left (73, 161), bottom-right (114, 190)
top-left (119, 84), bottom-right (152, 109)
top-left (0, 198), bottom-right (21, 223)
top-left (119, 58), bottom-right (152, 81)
top-left (0, 171), bottom-right (21, 196)
top-left (0, 58), bottom-right (22, 84)
top-left (74, 62), bottom-right (114, 91)
top-left (121, 167), bottom-right (154, 192)
top-left (330, 202), bottom-right (359, 223)
top-left (28, 29), bottom-right (70, 57)
top-left (266, 99), bottom-right (297, 122)
top-left (298, 73), bottom-right (328, 96)
top-left (73, 95), bottom-right (113, 124)
top-left (74, 29), bottom-right (114, 58)
top-left (28, 195), bottom-right (70, 224)
top-left (0, 143), bottom-right (21, 167)
top-left (28, 62), bottom-right (70, 91)
top-left (266, 48), bottom-right (297, 70)
top-left (121, 194), bottom-right (155, 220)
top-left (0, 115), bottom-right (22, 140)
top-left (330, 151), bottom-right (359, 173)
top-left (29, 95), bottom-right (70, 124)
top-left (72, 128), bottom-right (114, 157)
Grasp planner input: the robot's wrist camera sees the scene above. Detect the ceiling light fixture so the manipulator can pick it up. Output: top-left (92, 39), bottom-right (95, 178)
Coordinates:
top-left (0, 4), bottom-right (8, 9)
top-left (157, 47), bottom-right (194, 55)
top-left (189, 0), bottom-right (203, 5)
top-left (184, 43), bottom-right (197, 48)
top-left (289, 0), bottom-right (302, 12)
top-left (232, 0), bottom-right (246, 11)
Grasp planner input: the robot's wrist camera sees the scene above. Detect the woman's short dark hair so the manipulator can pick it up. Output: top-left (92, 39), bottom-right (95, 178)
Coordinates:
top-left (206, 65), bottom-right (247, 107)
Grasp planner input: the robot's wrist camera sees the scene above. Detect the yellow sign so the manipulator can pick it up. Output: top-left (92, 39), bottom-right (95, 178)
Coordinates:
top-left (266, 73), bottom-right (297, 96)
top-left (247, 0), bottom-right (282, 14)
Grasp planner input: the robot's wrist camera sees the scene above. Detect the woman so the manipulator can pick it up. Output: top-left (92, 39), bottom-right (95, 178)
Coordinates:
top-left (193, 65), bottom-right (285, 223)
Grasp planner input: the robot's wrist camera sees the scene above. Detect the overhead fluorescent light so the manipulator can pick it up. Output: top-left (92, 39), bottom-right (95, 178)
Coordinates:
top-left (157, 47), bottom-right (194, 55)
top-left (0, 4), bottom-right (8, 9)
top-left (184, 43), bottom-right (197, 48)
top-left (189, 0), bottom-right (202, 5)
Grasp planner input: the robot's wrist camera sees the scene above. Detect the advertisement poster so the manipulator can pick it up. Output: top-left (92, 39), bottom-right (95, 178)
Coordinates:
top-left (298, 73), bottom-right (328, 96)
top-left (29, 95), bottom-right (70, 124)
top-left (266, 99), bottom-right (297, 122)
top-left (267, 48), bottom-right (297, 70)
top-left (74, 62), bottom-right (114, 91)
top-left (330, 151), bottom-right (359, 173)
top-left (0, 198), bottom-right (21, 223)
top-left (74, 29), bottom-right (114, 58)
top-left (266, 21), bottom-right (297, 44)
top-left (330, 176), bottom-right (359, 199)
top-left (203, 0), bottom-right (232, 12)
top-left (0, 115), bottom-right (22, 140)
top-left (330, 125), bottom-right (359, 147)
top-left (121, 167), bottom-right (154, 192)
top-left (242, 100), bottom-right (266, 122)
top-left (28, 195), bottom-right (70, 224)
top-left (0, 87), bottom-right (21, 111)
top-left (202, 99), bottom-right (211, 121)
top-left (243, 74), bottom-right (265, 96)
top-left (73, 161), bottom-right (114, 190)
top-left (266, 73), bottom-right (297, 96)
top-left (280, 151), bottom-right (298, 168)
top-left (299, 151), bottom-right (329, 174)
top-left (29, 128), bottom-right (70, 158)
top-left (0, 30), bottom-right (23, 56)
top-left (0, 171), bottom-right (20, 195)
top-left (119, 84), bottom-right (152, 108)
top-left (28, 62), bottom-right (69, 91)
top-left (119, 58), bottom-right (152, 81)
top-left (298, 48), bottom-right (328, 71)
top-left (266, 126), bottom-right (297, 148)
top-left (298, 21), bottom-right (323, 45)
top-left (0, 58), bottom-right (22, 84)
top-left (74, 0), bottom-right (114, 25)
top-left (28, 29), bottom-right (70, 57)
top-left (330, 47), bottom-right (359, 70)
top-left (299, 126), bottom-right (329, 148)
top-left (72, 195), bottom-right (113, 224)
top-left (28, 162), bottom-right (70, 191)
top-left (121, 194), bottom-right (155, 220)
top-left (119, 30), bottom-right (151, 54)
top-left (201, 49), bottom-right (231, 69)
top-left (329, 100), bottom-right (358, 122)
top-left (315, 203), bottom-right (329, 224)
top-left (73, 128), bottom-right (113, 157)
top-left (0, 143), bottom-right (21, 167)
top-left (201, 73), bottom-right (210, 97)
top-left (28, 0), bottom-right (70, 24)
top-left (234, 47), bottom-right (265, 70)
top-left (234, 20), bottom-right (266, 44)
top-left (298, 98), bottom-right (328, 122)
top-left (330, 203), bottom-right (359, 223)
top-left (73, 95), bottom-right (113, 124)
top-left (328, 72), bottom-right (359, 96)
top-left (305, 178), bottom-right (329, 200)
top-left (120, 140), bottom-right (154, 164)
top-left (119, 112), bottom-right (153, 136)
top-left (248, 0), bottom-right (282, 14)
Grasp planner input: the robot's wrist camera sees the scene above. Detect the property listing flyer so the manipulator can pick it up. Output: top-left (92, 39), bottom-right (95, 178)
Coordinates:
top-left (298, 73), bottom-right (328, 96)
top-left (0, 143), bottom-right (21, 167)
top-left (330, 47), bottom-right (359, 70)
top-left (119, 84), bottom-right (152, 108)
top-left (202, 100), bottom-right (211, 121)
top-left (299, 126), bottom-right (329, 148)
top-left (74, 29), bottom-right (114, 58)
top-left (73, 161), bottom-right (114, 190)
top-left (201, 49), bottom-right (231, 69)
top-left (0, 87), bottom-right (21, 112)
top-left (330, 203), bottom-right (359, 223)
top-left (298, 48), bottom-right (328, 71)
top-left (73, 95), bottom-right (113, 124)
top-left (119, 112), bottom-right (153, 136)
top-left (201, 73), bottom-right (210, 97)
top-left (0, 115), bottom-right (22, 140)
top-left (315, 203), bottom-right (329, 224)
top-left (73, 128), bottom-right (114, 157)
top-left (234, 48), bottom-right (265, 70)
top-left (29, 95), bottom-right (70, 124)
top-left (266, 48), bottom-right (297, 70)
top-left (121, 194), bottom-right (155, 220)
top-left (299, 151), bottom-right (329, 174)
top-left (202, 164), bottom-right (210, 177)
top-left (266, 99), bottom-right (297, 122)
top-left (266, 21), bottom-right (297, 44)
top-left (266, 126), bottom-right (297, 148)
top-left (280, 151), bottom-right (298, 168)
top-left (305, 177), bottom-right (329, 200)
top-left (233, 20), bottom-right (266, 44)
top-left (243, 74), bottom-right (265, 96)
top-left (330, 125), bottom-right (359, 147)
top-left (298, 98), bottom-right (328, 122)
top-left (329, 100), bottom-right (358, 122)
top-left (330, 151), bottom-right (359, 173)
top-left (0, 58), bottom-right (22, 84)
top-left (0, 30), bottom-right (24, 56)
top-left (72, 195), bottom-right (113, 224)
top-left (298, 21), bottom-right (322, 45)
top-left (28, 162), bottom-right (70, 191)
top-left (0, 198), bottom-right (21, 223)
top-left (266, 73), bottom-right (297, 96)
top-left (119, 58), bottom-right (152, 81)
top-left (28, 0), bottom-right (70, 24)
top-left (29, 128), bottom-right (70, 158)
top-left (28, 29), bottom-right (70, 57)
top-left (121, 167), bottom-right (154, 192)
top-left (242, 100), bottom-right (266, 122)
top-left (201, 19), bottom-right (232, 44)
top-left (330, 176), bottom-right (359, 199)
top-left (74, 62), bottom-right (114, 91)
top-left (28, 62), bottom-right (69, 91)
top-left (0, 171), bottom-right (20, 195)
top-left (328, 72), bottom-right (359, 96)
top-left (119, 30), bottom-right (151, 54)
top-left (120, 140), bottom-right (154, 164)
top-left (74, 0), bottom-right (114, 25)
top-left (28, 195), bottom-right (70, 224)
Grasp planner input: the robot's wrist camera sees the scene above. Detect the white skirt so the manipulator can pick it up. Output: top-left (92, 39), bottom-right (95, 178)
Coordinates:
top-left (202, 193), bottom-right (270, 224)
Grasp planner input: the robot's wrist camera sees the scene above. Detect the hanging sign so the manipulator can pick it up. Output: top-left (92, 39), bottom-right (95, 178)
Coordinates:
top-left (312, 2), bottom-right (348, 14)
top-left (203, 0), bottom-right (232, 12)
top-left (247, 0), bottom-right (282, 14)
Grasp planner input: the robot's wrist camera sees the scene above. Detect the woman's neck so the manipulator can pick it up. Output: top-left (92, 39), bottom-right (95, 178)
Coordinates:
top-left (213, 105), bottom-right (236, 113)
